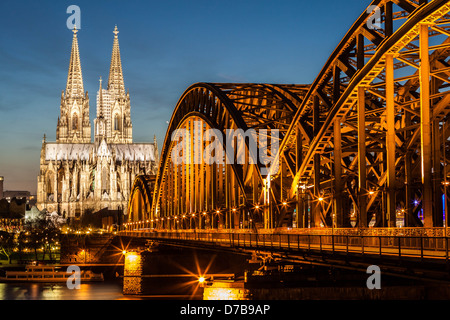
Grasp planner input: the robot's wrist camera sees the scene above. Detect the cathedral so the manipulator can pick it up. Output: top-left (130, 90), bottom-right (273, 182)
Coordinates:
top-left (36, 26), bottom-right (158, 218)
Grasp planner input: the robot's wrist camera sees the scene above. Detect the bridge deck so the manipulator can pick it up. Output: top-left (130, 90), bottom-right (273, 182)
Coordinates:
top-left (120, 230), bottom-right (450, 261)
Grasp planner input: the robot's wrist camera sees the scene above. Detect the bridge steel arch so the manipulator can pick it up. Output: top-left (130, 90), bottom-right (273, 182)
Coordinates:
top-left (271, 0), bottom-right (450, 230)
top-left (127, 175), bottom-right (155, 224)
top-left (126, 0), bottom-right (450, 233)
top-left (148, 82), bottom-right (309, 230)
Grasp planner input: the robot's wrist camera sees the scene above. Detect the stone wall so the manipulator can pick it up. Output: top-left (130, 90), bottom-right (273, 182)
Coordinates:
top-left (203, 281), bottom-right (250, 300)
top-left (60, 233), bottom-right (124, 264)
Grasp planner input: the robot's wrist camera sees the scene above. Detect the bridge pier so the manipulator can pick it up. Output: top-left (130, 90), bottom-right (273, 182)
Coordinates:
top-left (121, 239), bottom-right (249, 296)
top-left (123, 250), bottom-right (144, 295)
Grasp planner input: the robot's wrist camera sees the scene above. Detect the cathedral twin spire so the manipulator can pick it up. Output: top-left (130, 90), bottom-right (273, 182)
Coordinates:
top-left (107, 26), bottom-right (125, 97)
top-left (95, 25), bottom-right (133, 145)
top-left (66, 26), bottom-right (84, 98)
top-left (57, 26), bottom-right (90, 143)
top-left (57, 25), bottom-right (132, 145)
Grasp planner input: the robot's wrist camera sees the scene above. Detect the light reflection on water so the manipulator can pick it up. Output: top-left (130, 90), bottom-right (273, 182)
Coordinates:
top-left (0, 281), bottom-right (126, 300)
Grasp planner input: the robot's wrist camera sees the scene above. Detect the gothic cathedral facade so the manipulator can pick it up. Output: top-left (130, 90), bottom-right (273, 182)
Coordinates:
top-left (36, 26), bottom-right (158, 218)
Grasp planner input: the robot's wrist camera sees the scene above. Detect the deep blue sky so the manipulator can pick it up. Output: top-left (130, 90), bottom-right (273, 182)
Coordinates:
top-left (0, 0), bottom-right (369, 193)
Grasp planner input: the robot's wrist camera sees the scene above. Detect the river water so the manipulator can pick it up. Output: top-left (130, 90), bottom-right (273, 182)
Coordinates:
top-left (0, 280), bottom-right (128, 300)
top-left (0, 280), bottom-right (206, 300)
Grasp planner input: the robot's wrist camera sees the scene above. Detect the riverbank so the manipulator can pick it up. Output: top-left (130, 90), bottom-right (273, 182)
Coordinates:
top-left (0, 253), bottom-right (60, 266)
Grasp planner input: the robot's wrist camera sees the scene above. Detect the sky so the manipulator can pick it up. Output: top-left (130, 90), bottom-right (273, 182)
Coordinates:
top-left (0, 0), bottom-right (370, 194)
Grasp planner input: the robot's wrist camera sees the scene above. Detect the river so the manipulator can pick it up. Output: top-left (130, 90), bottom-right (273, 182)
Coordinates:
top-left (0, 280), bottom-right (127, 300)
top-left (0, 279), bottom-right (206, 300)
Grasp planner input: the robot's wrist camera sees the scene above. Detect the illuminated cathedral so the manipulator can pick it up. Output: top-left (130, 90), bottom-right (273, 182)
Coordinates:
top-left (36, 26), bottom-right (158, 218)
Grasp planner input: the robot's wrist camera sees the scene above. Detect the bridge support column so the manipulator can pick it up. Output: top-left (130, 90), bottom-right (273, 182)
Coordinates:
top-left (263, 177), bottom-right (271, 229)
top-left (358, 86), bottom-right (367, 227)
top-left (386, 53), bottom-right (396, 227)
top-left (252, 165), bottom-right (259, 228)
top-left (295, 127), bottom-right (305, 228)
top-left (313, 145), bottom-right (322, 226)
top-left (225, 164), bottom-right (229, 229)
top-left (444, 118), bottom-right (449, 229)
top-left (189, 119), bottom-right (195, 218)
top-left (334, 118), bottom-right (343, 228)
top-left (432, 60), bottom-right (443, 227)
top-left (433, 119), bottom-right (443, 226)
top-left (218, 163), bottom-right (224, 228)
top-left (212, 162), bottom-right (217, 227)
top-left (206, 160), bottom-right (211, 216)
top-left (182, 138), bottom-right (187, 228)
top-left (313, 95), bottom-right (322, 227)
top-left (333, 65), bottom-right (343, 228)
top-left (419, 23), bottom-right (433, 227)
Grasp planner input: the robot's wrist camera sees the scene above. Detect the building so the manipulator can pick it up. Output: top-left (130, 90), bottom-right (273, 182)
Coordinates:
top-left (0, 176), bottom-right (36, 206)
top-left (2, 191), bottom-right (36, 207)
top-left (0, 197), bottom-right (26, 232)
top-left (36, 26), bottom-right (158, 218)
top-left (0, 176), bottom-right (3, 199)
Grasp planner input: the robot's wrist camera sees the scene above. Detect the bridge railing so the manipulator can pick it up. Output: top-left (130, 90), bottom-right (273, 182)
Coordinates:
top-left (119, 229), bottom-right (450, 261)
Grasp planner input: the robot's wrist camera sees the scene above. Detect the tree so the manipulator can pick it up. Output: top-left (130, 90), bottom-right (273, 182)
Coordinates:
top-left (9, 197), bottom-right (26, 219)
top-left (16, 231), bottom-right (27, 262)
top-left (28, 230), bottom-right (41, 261)
top-left (29, 215), bottom-right (61, 262)
top-left (0, 231), bottom-right (15, 264)
top-left (41, 226), bottom-right (59, 262)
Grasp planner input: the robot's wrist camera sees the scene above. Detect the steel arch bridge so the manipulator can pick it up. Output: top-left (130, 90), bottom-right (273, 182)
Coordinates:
top-left (126, 0), bottom-right (450, 233)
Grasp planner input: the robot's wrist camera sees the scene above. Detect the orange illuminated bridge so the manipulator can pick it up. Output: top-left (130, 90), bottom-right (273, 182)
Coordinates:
top-left (121, 0), bottom-right (450, 283)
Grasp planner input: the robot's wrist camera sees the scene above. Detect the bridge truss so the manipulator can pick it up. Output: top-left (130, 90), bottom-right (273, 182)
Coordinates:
top-left (127, 0), bottom-right (450, 232)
